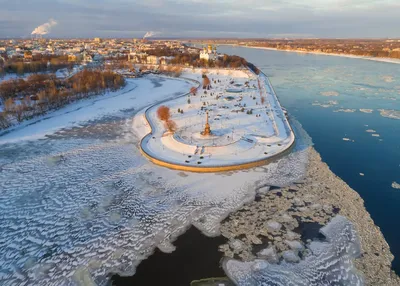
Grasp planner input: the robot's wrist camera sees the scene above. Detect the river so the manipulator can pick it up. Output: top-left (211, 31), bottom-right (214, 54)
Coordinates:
top-left (217, 45), bottom-right (400, 274)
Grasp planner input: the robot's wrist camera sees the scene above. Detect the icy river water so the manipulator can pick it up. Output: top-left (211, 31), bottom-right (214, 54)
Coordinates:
top-left (218, 45), bottom-right (400, 274)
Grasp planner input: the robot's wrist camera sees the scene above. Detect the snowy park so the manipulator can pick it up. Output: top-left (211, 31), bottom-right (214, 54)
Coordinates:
top-left (137, 69), bottom-right (295, 171)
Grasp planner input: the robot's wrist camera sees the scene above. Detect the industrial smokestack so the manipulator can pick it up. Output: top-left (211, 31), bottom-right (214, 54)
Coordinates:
top-left (31, 19), bottom-right (58, 36)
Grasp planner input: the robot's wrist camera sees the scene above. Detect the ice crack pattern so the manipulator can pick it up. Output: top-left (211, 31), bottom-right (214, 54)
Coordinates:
top-left (0, 115), bottom-right (309, 285)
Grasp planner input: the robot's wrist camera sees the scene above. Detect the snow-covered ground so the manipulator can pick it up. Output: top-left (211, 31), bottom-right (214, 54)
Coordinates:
top-left (139, 69), bottom-right (295, 168)
top-left (0, 73), bottom-right (309, 285)
top-left (54, 66), bottom-right (81, 79)
top-left (0, 76), bottom-right (192, 144)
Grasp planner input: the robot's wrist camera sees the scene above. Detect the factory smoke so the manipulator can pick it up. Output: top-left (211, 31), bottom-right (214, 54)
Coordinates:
top-left (143, 31), bottom-right (158, 39)
top-left (31, 19), bottom-right (58, 36)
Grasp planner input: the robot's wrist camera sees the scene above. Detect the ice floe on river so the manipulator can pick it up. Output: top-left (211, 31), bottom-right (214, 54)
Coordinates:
top-left (359, 109), bottom-right (374, 113)
top-left (343, 138), bottom-right (355, 142)
top-left (223, 215), bottom-right (364, 286)
top-left (334, 108), bottom-right (356, 113)
top-left (320, 91), bottom-right (339, 97)
top-left (312, 100), bottom-right (338, 108)
top-left (379, 109), bottom-right (400, 120)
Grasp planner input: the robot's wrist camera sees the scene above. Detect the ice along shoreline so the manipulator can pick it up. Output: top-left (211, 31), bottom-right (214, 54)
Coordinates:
top-left (225, 44), bottom-right (400, 65)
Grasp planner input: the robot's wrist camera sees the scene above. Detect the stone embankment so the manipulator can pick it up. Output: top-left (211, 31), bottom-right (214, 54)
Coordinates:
top-left (219, 147), bottom-right (400, 285)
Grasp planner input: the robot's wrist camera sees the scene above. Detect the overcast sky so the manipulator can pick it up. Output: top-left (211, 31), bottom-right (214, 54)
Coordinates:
top-left (1, 0), bottom-right (399, 38)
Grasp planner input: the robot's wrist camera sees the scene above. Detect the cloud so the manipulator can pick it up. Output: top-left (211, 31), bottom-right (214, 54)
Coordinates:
top-left (0, 0), bottom-right (399, 38)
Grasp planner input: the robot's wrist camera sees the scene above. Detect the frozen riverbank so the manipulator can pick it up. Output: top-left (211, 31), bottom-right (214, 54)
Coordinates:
top-left (230, 45), bottom-right (400, 65)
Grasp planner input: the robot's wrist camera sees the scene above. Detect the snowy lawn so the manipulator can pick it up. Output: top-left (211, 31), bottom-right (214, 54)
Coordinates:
top-left (140, 70), bottom-right (295, 167)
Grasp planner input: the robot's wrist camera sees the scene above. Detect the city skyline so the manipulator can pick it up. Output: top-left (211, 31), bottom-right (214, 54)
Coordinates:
top-left (1, 0), bottom-right (400, 38)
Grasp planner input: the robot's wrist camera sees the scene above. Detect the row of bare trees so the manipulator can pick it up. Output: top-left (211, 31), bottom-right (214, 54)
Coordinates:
top-left (158, 65), bottom-right (183, 77)
top-left (0, 56), bottom-right (74, 76)
top-left (0, 69), bottom-right (125, 129)
top-left (69, 69), bottom-right (125, 96)
top-left (249, 40), bottom-right (400, 60)
top-left (170, 52), bottom-right (248, 68)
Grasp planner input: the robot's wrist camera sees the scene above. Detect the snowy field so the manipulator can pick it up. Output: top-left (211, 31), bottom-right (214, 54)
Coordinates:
top-left (139, 69), bottom-right (295, 168)
top-left (0, 73), bottom-right (310, 285)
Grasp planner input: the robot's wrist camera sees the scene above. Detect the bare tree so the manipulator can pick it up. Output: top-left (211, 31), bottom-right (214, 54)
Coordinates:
top-left (0, 112), bottom-right (10, 129)
top-left (190, 87), bottom-right (197, 96)
top-left (157, 105), bottom-right (171, 122)
top-left (171, 66), bottom-right (182, 77)
top-left (165, 120), bottom-right (177, 133)
top-left (202, 75), bottom-right (211, 89)
top-left (4, 98), bottom-right (14, 113)
top-left (14, 103), bottom-right (26, 122)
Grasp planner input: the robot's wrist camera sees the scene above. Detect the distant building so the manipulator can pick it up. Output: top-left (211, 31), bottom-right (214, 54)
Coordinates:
top-left (68, 54), bottom-right (78, 62)
top-left (0, 55), bottom-right (6, 67)
top-left (83, 52), bottom-right (93, 63)
top-left (24, 51), bottom-right (33, 61)
top-left (46, 45), bottom-right (54, 53)
top-left (94, 38), bottom-right (102, 43)
top-left (92, 54), bottom-right (104, 62)
top-left (82, 46), bottom-right (93, 63)
top-left (160, 56), bottom-right (174, 65)
top-left (146, 55), bottom-right (160, 65)
top-left (200, 45), bottom-right (217, 61)
top-left (128, 50), bottom-right (148, 63)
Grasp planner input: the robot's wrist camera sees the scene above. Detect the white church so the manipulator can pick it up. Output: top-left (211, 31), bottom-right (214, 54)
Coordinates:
top-left (200, 45), bottom-right (218, 61)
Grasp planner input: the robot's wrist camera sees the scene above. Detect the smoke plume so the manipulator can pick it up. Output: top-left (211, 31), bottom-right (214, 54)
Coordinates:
top-left (143, 31), bottom-right (158, 39)
top-left (31, 19), bottom-right (58, 35)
